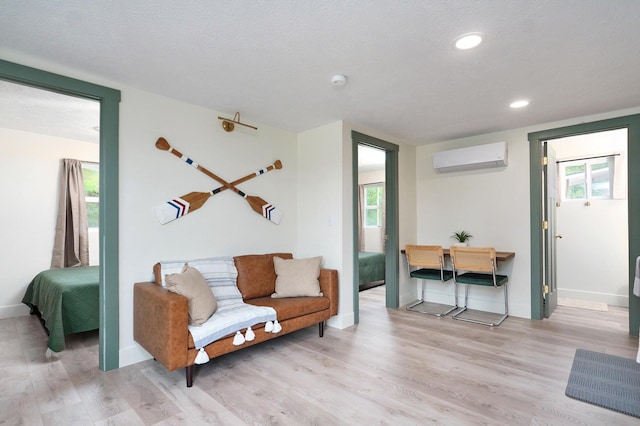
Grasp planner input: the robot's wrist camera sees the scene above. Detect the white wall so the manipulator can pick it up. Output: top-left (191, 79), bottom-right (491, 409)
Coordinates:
top-left (551, 130), bottom-right (628, 306)
top-left (118, 88), bottom-right (299, 365)
top-left (0, 128), bottom-right (99, 318)
top-left (416, 107), bottom-right (640, 319)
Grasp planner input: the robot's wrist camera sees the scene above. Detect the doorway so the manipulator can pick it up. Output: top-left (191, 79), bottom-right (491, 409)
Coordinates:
top-left (351, 131), bottom-right (399, 324)
top-left (528, 114), bottom-right (640, 337)
top-left (357, 145), bottom-right (387, 309)
top-left (551, 130), bottom-right (628, 310)
top-left (0, 59), bottom-right (121, 370)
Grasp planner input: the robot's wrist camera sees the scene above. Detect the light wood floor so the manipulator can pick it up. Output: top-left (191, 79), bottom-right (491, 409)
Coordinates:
top-left (2, 286), bottom-right (638, 425)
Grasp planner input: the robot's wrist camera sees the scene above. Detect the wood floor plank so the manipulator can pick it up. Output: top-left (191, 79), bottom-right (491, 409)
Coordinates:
top-left (3, 286), bottom-right (639, 425)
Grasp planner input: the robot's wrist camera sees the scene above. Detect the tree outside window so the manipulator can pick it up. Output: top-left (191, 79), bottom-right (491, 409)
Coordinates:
top-left (82, 162), bottom-right (99, 228)
top-left (364, 183), bottom-right (383, 227)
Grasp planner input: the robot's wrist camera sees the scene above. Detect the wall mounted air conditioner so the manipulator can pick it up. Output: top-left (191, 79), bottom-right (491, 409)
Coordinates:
top-left (433, 141), bottom-right (508, 173)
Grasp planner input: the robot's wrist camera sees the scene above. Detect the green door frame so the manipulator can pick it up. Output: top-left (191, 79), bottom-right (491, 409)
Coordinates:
top-left (0, 59), bottom-right (121, 370)
top-left (352, 131), bottom-right (399, 323)
top-left (529, 114), bottom-right (640, 336)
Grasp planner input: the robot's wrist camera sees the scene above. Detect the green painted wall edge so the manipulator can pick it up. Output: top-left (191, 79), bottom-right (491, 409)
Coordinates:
top-left (529, 114), bottom-right (640, 336)
top-left (0, 59), bottom-right (121, 370)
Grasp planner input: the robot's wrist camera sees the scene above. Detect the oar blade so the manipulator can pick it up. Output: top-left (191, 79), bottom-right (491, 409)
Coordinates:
top-left (154, 191), bottom-right (210, 224)
top-left (247, 196), bottom-right (283, 225)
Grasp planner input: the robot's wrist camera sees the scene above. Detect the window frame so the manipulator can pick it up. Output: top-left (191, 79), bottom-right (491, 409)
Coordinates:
top-left (559, 155), bottom-right (615, 202)
top-left (363, 182), bottom-right (384, 228)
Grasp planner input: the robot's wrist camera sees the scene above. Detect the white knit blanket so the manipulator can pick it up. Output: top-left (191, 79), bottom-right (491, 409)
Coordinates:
top-left (157, 256), bottom-right (277, 349)
top-left (188, 302), bottom-right (276, 349)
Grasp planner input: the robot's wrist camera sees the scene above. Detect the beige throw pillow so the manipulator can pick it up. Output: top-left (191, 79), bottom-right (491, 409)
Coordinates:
top-left (165, 264), bottom-right (217, 326)
top-left (272, 256), bottom-right (323, 298)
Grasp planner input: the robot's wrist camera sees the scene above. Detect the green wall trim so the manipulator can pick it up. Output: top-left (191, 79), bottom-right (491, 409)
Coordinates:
top-left (351, 131), bottom-right (400, 323)
top-left (529, 114), bottom-right (640, 336)
top-left (0, 59), bottom-right (121, 369)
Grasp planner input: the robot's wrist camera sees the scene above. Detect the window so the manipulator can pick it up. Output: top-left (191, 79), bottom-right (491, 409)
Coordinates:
top-left (82, 162), bottom-right (99, 228)
top-left (559, 156), bottom-right (614, 201)
top-left (364, 183), bottom-right (384, 227)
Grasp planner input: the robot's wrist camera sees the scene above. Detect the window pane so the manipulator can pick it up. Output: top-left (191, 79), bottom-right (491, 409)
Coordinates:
top-left (83, 166), bottom-right (99, 197)
top-left (566, 181), bottom-right (586, 199)
top-left (591, 162), bottom-right (610, 198)
top-left (365, 209), bottom-right (378, 227)
top-left (565, 164), bottom-right (585, 176)
top-left (86, 201), bottom-right (99, 228)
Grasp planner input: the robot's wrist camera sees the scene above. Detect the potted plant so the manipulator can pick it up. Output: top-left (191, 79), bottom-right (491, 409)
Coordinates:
top-left (450, 230), bottom-right (473, 246)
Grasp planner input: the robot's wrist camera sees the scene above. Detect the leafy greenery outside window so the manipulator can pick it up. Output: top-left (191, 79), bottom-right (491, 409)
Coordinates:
top-left (559, 156), bottom-right (614, 201)
top-left (364, 183), bottom-right (384, 227)
top-left (82, 162), bottom-right (99, 228)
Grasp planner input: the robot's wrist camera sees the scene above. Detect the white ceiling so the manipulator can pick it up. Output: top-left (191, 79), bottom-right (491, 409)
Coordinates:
top-left (0, 80), bottom-right (100, 143)
top-left (1, 1), bottom-right (640, 146)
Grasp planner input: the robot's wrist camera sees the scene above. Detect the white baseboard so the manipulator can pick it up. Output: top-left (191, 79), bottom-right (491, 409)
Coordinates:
top-left (119, 344), bottom-right (152, 368)
top-left (0, 304), bottom-right (30, 319)
top-left (558, 288), bottom-right (628, 307)
top-left (327, 312), bottom-right (354, 329)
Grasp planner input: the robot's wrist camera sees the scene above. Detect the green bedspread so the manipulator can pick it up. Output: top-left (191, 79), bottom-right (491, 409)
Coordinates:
top-left (22, 265), bottom-right (99, 352)
top-left (358, 251), bottom-right (385, 285)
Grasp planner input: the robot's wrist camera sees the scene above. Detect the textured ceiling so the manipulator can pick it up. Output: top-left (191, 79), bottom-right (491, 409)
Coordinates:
top-left (1, 1), bottom-right (640, 146)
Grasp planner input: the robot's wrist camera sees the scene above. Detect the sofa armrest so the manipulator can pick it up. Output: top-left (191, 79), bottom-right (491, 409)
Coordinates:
top-left (133, 282), bottom-right (189, 371)
top-left (319, 269), bottom-right (339, 316)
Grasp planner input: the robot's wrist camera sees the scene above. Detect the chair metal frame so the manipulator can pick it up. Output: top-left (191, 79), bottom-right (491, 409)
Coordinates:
top-left (450, 246), bottom-right (508, 326)
top-left (404, 245), bottom-right (457, 317)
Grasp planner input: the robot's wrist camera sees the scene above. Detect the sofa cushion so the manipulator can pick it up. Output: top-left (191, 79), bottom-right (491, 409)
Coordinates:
top-left (234, 253), bottom-right (293, 300)
top-left (248, 296), bottom-right (329, 321)
top-left (165, 264), bottom-right (217, 326)
top-left (272, 256), bottom-right (323, 298)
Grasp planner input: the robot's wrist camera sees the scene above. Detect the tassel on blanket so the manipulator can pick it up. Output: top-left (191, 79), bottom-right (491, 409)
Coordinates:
top-left (195, 348), bottom-right (209, 364)
top-left (272, 320), bottom-right (282, 333)
top-left (264, 320), bottom-right (274, 332)
top-left (233, 330), bottom-right (245, 346)
top-left (245, 326), bottom-right (255, 341)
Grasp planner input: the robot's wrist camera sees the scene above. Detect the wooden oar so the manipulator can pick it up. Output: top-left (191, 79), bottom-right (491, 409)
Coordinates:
top-left (156, 137), bottom-right (284, 224)
top-left (154, 160), bottom-right (282, 224)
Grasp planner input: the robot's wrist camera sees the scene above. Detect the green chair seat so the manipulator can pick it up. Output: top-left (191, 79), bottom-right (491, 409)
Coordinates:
top-left (410, 268), bottom-right (454, 281)
top-left (455, 272), bottom-right (508, 287)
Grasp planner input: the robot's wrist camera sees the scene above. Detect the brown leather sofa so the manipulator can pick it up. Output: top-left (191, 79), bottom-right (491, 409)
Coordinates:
top-left (133, 253), bottom-right (339, 387)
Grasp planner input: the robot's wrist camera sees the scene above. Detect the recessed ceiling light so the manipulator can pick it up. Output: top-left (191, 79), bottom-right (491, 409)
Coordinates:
top-left (454, 33), bottom-right (484, 50)
top-left (510, 100), bottom-right (530, 109)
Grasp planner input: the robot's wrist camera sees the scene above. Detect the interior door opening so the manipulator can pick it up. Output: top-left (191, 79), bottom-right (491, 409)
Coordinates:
top-left (357, 145), bottom-right (387, 308)
top-left (351, 131), bottom-right (399, 324)
top-left (546, 129), bottom-right (629, 316)
top-left (1, 59), bottom-right (121, 370)
top-left (529, 114), bottom-right (638, 338)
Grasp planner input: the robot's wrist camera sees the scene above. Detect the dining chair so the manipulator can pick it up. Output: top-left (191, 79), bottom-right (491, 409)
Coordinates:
top-left (450, 246), bottom-right (509, 326)
top-left (404, 245), bottom-right (456, 316)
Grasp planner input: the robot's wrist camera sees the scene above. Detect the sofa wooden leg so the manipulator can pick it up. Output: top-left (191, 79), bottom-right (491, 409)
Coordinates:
top-left (319, 321), bottom-right (324, 337)
top-left (186, 365), bottom-right (194, 388)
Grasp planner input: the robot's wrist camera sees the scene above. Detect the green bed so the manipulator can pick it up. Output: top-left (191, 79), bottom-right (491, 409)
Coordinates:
top-left (358, 251), bottom-right (385, 290)
top-left (22, 265), bottom-right (100, 352)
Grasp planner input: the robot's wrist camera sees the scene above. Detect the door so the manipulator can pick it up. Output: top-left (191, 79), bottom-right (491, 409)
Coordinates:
top-left (542, 142), bottom-right (558, 317)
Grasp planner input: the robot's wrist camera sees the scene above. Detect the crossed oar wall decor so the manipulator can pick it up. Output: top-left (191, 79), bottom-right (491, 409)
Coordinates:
top-left (153, 137), bottom-right (283, 225)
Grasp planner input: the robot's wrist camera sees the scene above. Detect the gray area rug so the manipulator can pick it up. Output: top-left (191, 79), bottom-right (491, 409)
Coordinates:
top-left (565, 349), bottom-right (640, 418)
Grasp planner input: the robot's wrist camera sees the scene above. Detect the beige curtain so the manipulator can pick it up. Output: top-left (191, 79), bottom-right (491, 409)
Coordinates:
top-left (51, 159), bottom-right (89, 268)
